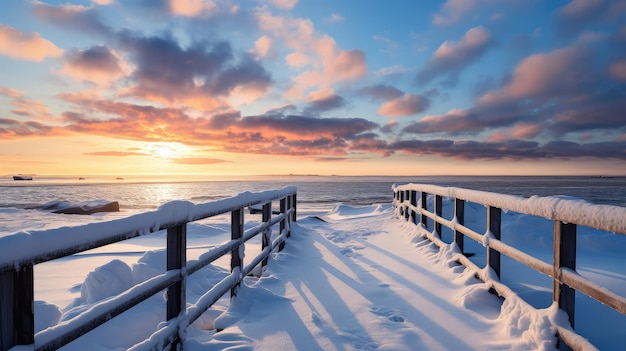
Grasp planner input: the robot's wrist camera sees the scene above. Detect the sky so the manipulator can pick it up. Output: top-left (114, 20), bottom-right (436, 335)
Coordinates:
top-left (0, 0), bottom-right (625, 177)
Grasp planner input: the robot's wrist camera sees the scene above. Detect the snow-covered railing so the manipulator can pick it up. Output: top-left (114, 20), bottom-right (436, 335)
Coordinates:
top-left (0, 187), bottom-right (297, 351)
top-left (392, 184), bottom-right (626, 351)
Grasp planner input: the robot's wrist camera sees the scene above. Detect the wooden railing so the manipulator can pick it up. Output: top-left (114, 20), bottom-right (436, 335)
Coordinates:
top-left (393, 184), bottom-right (626, 351)
top-left (0, 187), bottom-right (297, 351)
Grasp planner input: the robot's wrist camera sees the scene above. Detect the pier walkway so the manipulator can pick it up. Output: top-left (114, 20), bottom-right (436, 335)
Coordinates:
top-left (190, 204), bottom-right (554, 350)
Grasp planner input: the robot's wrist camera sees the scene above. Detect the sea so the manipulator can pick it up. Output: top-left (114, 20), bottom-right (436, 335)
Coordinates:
top-left (1, 175), bottom-right (625, 212)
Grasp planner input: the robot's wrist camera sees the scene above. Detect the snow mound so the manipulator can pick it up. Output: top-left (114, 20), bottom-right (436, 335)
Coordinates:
top-left (326, 203), bottom-right (391, 219)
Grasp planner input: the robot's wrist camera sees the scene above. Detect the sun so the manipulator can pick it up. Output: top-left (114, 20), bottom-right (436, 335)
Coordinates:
top-left (149, 142), bottom-right (185, 159)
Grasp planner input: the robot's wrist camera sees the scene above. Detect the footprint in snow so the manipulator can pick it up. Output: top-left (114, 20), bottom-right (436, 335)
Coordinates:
top-left (369, 306), bottom-right (406, 323)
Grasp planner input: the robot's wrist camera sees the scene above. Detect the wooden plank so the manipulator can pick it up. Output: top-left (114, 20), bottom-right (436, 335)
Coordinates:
top-left (0, 266), bottom-right (34, 351)
top-left (554, 221), bottom-right (576, 330)
top-left (487, 206), bottom-right (501, 279)
top-left (454, 198), bottom-right (465, 253)
top-left (231, 208), bottom-right (244, 297)
top-left (435, 195), bottom-right (442, 238)
top-left (262, 202), bottom-right (272, 267)
top-left (420, 192), bottom-right (428, 228)
top-left (279, 198), bottom-right (287, 250)
top-left (292, 194), bottom-right (297, 222)
top-left (410, 191), bottom-right (418, 225)
top-left (166, 224), bottom-right (186, 320)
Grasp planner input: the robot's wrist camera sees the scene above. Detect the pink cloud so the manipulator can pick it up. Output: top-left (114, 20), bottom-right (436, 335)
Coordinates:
top-left (268, 0), bottom-right (298, 10)
top-left (58, 46), bottom-right (128, 85)
top-left (169, 0), bottom-right (217, 17)
top-left (416, 26), bottom-right (492, 85)
top-left (378, 94), bottom-right (429, 117)
top-left (482, 46), bottom-right (590, 101)
top-left (433, 0), bottom-right (479, 25)
top-left (0, 25), bottom-right (63, 62)
top-left (610, 59), bottom-right (626, 82)
top-left (258, 10), bottom-right (367, 99)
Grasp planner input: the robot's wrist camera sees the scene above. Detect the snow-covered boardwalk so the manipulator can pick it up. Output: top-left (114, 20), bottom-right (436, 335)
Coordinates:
top-left (193, 205), bottom-right (557, 350)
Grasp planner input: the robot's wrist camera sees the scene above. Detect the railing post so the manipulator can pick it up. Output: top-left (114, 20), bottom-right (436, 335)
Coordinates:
top-left (279, 198), bottom-right (286, 251)
top-left (410, 190), bottom-right (417, 224)
top-left (262, 202), bottom-right (272, 267)
top-left (554, 221), bottom-right (576, 333)
top-left (0, 266), bottom-right (34, 351)
top-left (420, 192), bottom-right (428, 228)
top-left (231, 208), bottom-right (244, 297)
top-left (400, 190), bottom-right (405, 218)
top-left (291, 193), bottom-right (297, 222)
top-left (166, 224), bottom-right (187, 348)
top-left (435, 195), bottom-right (442, 238)
top-left (454, 198), bottom-right (465, 253)
top-left (487, 206), bottom-right (502, 279)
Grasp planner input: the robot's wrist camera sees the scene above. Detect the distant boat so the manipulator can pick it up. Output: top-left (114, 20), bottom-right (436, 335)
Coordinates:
top-left (13, 175), bottom-right (33, 181)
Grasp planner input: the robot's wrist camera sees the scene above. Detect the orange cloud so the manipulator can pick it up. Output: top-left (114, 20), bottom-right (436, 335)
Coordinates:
top-left (258, 10), bottom-right (367, 99)
top-left (0, 25), bottom-right (63, 62)
top-left (84, 151), bottom-right (149, 156)
top-left (171, 157), bottom-right (227, 164)
top-left (169, 0), bottom-right (217, 17)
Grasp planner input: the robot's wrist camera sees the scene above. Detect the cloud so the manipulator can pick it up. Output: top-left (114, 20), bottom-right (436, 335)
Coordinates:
top-left (58, 46), bottom-right (128, 85)
top-left (375, 65), bottom-right (407, 77)
top-left (268, 0), bottom-right (298, 10)
top-left (416, 26), bottom-right (493, 85)
top-left (258, 10), bottom-right (367, 99)
top-left (171, 157), bottom-right (227, 164)
top-left (378, 94), bottom-right (429, 117)
top-left (115, 31), bottom-right (271, 110)
top-left (33, 2), bottom-right (111, 36)
top-left (388, 139), bottom-right (626, 160)
top-left (433, 0), bottom-right (480, 25)
top-left (325, 13), bottom-right (345, 23)
top-left (251, 36), bottom-right (273, 59)
top-left (610, 59), bottom-right (626, 82)
top-left (303, 92), bottom-right (347, 114)
top-left (0, 87), bottom-right (56, 121)
top-left (0, 25), bottom-right (63, 61)
top-left (84, 151), bottom-right (149, 156)
top-left (406, 40), bottom-right (626, 138)
top-left (481, 46), bottom-right (592, 101)
top-left (359, 84), bottom-right (404, 101)
top-left (380, 120), bottom-right (398, 134)
top-left (168, 0), bottom-right (217, 17)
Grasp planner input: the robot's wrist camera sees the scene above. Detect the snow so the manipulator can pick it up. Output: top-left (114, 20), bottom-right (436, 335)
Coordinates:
top-left (393, 183), bottom-right (626, 234)
top-left (2, 189), bottom-right (625, 350)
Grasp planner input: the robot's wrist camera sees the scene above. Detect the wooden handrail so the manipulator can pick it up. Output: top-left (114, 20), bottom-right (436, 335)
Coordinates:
top-left (0, 188), bottom-right (297, 351)
top-left (393, 184), bottom-right (626, 351)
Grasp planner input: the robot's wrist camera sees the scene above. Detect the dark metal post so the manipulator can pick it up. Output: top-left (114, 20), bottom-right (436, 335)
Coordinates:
top-left (410, 190), bottom-right (417, 225)
top-left (435, 195), bottom-right (442, 238)
top-left (554, 221), bottom-right (576, 330)
top-left (292, 193), bottom-right (297, 222)
top-left (166, 224), bottom-right (186, 348)
top-left (231, 208), bottom-right (244, 297)
top-left (487, 206), bottom-right (502, 279)
top-left (420, 192), bottom-right (428, 228)
top-left (279, 198), bottom-right (286, 251)
top-left (454, 199), bottom-right (465, 253)
top-left (0, 266), bottom-right (34, 351)
top-left (262, 202), bottom-right (272, 267)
